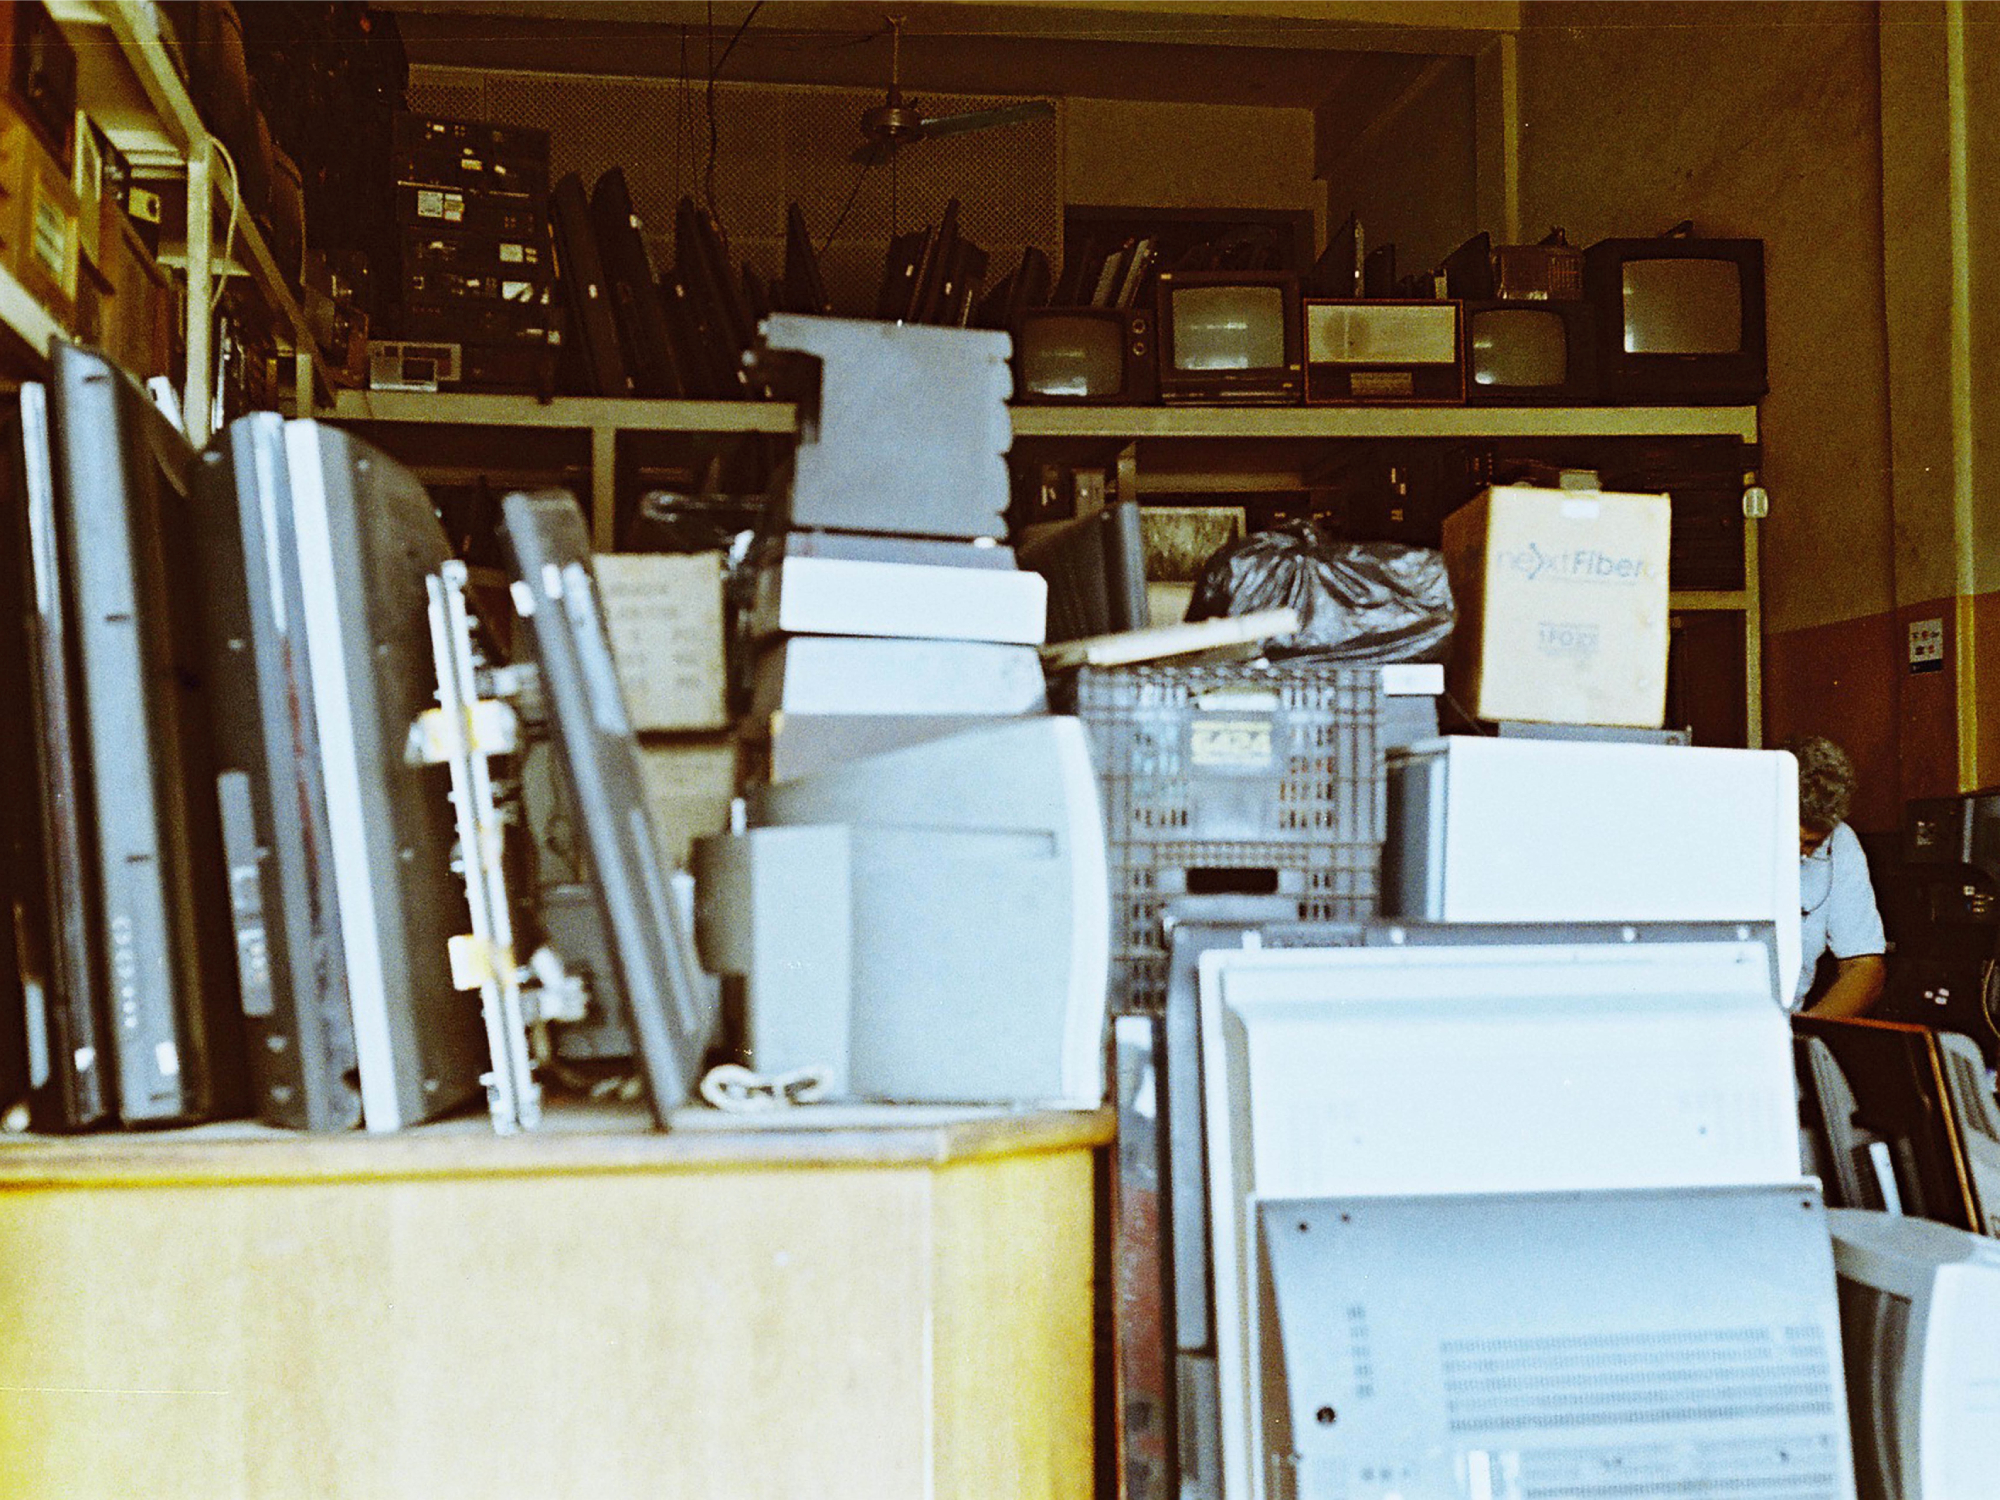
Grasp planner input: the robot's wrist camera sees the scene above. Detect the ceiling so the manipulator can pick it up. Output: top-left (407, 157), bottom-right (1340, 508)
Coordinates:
top-left (382, 1), bottom-right (1514, 110)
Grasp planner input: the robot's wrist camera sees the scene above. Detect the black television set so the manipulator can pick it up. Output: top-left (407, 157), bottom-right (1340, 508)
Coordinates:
top-left (1792, 1013), bottom-right (1984, 1234)
top-left (1155, 271), bottom-right (1303, 405)
top-left (187, 413), bottom-right (362, 1131)
top-left (47, 341), bottom-right (247, 1127)
top-left (1012, 307), bottom-right (1158, 405)
top-left (499, 491), bottom-right (719, 1127)
top-left (281, 419), bottom-right (486, 1130)
top-left (1583, 232), bottom-right (1767, 403)
top-left (1016, 497), bottom-right (1149, 643)
top-left (589, 167), bottom-right (684, 398)
top-left (1462, 298), bottom-right (1598, 405)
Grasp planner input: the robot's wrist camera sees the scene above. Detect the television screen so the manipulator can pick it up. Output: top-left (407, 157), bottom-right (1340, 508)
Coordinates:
top-left (1622, 257), bottom-right (1744, 354)
top-left (1171, 285), bottom-right (1285, 371)
top-left (1020, 314), bottom-right (1125, 398)
top-left (1471, 304), bottom-right (1567, 387)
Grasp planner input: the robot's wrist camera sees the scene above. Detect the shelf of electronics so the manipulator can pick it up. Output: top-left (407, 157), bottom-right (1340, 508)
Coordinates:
top-left (24, 0), bottom-right (331, 441)
top-left (322, 390), bottom-right (1760, 444)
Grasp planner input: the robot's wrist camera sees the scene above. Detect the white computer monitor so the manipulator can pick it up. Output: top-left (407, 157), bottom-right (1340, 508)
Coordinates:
top-left (1829, 1208), bottom-right (2000, 1500)
top-left (696, 717), bottom-right (1110, 1106)
top-left (1198, 926), bottom-right (1802, 1500)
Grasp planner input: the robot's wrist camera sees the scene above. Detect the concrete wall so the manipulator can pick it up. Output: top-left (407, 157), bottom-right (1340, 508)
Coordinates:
top-left (1326, 59), bottom-right (1479, 278)
top-left (1515, 2), bottom-right (1901, 821)
top-left (1062, 96), bottom-right (1322, 232)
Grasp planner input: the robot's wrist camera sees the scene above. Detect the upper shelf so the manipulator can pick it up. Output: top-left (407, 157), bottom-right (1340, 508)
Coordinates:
top-left (324, 390), bottom-right (1760, 443)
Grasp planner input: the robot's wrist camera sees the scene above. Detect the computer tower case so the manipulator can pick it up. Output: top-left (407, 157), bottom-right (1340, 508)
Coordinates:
top-left (188, 414), bottom-right (362, 1130)
top-left (282, 420), bottom-right (484, 1130)
top-left (47, 342), bottom-right (247, 1126)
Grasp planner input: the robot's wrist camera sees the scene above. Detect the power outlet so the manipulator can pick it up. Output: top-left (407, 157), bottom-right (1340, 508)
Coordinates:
top-left (1909, 617), bottom-right (1945, 674)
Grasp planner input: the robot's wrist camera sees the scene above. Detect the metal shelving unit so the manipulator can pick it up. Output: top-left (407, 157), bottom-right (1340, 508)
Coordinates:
top-left (6, 1), bottom-right (331, 440)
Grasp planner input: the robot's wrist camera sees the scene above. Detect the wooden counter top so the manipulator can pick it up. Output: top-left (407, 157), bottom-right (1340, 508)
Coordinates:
top-left (0, 1100), bottom-right (1115, 1188)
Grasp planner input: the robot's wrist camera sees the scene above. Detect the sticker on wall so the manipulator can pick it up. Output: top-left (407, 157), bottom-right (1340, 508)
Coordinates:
top-left (1908, 617), bottom-right (1945, 675)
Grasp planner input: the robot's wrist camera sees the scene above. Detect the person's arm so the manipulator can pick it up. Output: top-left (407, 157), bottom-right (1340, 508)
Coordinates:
top-left (1802, 953), bottom-right (1885, 1019)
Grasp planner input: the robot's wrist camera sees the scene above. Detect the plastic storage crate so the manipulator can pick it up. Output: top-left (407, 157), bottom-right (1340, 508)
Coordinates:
top-left (1071, 661), bottom-right (1386, 1013)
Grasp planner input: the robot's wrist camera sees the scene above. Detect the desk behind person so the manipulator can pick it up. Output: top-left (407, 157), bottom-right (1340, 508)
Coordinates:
top-left (1791, 735), bottom-right (1886, 1017)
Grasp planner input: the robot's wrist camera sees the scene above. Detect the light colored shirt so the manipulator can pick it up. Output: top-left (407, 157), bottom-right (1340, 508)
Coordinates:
top-left (1796, 820), bottom-right (1886, 1007)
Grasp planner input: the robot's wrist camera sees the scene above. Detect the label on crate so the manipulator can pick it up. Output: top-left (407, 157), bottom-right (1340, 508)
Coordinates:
top-left (499, 242), bottom-right (526, 263)
top-left (31, 195), bottom-right (68, 278)
top-left (1189, 718), bottom-right (1274, 768)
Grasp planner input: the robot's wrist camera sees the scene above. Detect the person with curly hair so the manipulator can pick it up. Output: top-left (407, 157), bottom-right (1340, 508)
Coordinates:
top-left (1788, 735), bottom-right (1885, 1017)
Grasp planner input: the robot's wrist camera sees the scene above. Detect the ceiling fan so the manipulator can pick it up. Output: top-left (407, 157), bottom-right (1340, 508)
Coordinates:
top-left (851, 14), bottom-right (1056, 164)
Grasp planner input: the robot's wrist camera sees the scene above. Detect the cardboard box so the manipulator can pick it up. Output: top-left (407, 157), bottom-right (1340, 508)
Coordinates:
top-left (592, 552), bottom-right (728, 732)
top-left (1442, 484), bottom-right (1671, 728)
top-left (639, 735), bottom-right (739, 869)
top-left (0, 100), bottom-right (79, 321)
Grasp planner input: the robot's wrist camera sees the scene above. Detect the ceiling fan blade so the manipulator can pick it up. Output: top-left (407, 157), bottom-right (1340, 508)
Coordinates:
top-left (914, 99), bottom-right (1056, 142)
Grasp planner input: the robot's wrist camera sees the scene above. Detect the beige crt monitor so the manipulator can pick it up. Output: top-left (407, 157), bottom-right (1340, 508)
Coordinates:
top-left (1197, 928), bottom-right (1804, 1500)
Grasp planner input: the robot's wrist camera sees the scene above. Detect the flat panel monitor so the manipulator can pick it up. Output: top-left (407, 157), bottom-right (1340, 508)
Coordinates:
top-left (1792, 1013), bottom-right (1985, 1234)
top-left (282, 419), bottom-right (485, 1131)
top-left (1828, 1208), bottom-right (2000, 1500)
top-left (1016, 498), bottom-right (1148, 642)
top-left (1260, 1187), bottom-right (1856, 1500)
top-left (49, 341), bottom-right (247, 1127)
top-left (589, 167), bottom-right (684, 398)
top-left (188, 413), bottom-right (361, 1130)
top-left (1583, 234), bottom-right (1767, 403)
top-left (1440, 230), bottom-right (1495, 301)
top-left (1155, 271), bottom-right (1302, 406)
top-left (500, 491), bottom-right (718, 1126)
top-left (781, 201), bottom-right (830, 316)
top-left (676, 195), bottom-right (757, 397)
top-left (6, 386), bottom-right (112, 1129)
top-left (550, 171), bottom-right (631, 397)
top-left (1462, 298), bottom-right (1598, 405)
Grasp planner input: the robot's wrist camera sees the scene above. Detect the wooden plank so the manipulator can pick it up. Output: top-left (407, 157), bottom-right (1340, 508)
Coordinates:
top-left (0, 1105), bottom-right (1116, 1187)
top-left (328, 389), bottom-right (799, 433)
top-left (0, 1131), bottom-right (1100, 1499)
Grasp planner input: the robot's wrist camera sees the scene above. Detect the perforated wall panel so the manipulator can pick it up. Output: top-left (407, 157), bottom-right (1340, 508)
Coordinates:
top-left (409, 66), bottom-right (1063, 318)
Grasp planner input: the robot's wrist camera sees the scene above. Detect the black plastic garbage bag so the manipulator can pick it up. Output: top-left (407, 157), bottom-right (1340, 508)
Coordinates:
top-left (1187, 520), bottom-right (1455, 663)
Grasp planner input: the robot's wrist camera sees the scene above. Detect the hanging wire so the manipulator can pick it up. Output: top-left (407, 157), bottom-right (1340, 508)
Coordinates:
top-left (818, 155), bottom-right (877, 259)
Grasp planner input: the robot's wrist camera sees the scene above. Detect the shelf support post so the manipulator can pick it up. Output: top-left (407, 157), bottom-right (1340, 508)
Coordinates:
top-left (590, 425), bottom-right (617, 552)
top-left (183, 147), bottom-right (213, 443)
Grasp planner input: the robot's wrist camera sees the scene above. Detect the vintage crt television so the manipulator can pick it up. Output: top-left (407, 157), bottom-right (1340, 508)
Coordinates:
top-left (1011, 307), bottom-right (1157, 404)
top-left (1462, 298), bottom-right (1598, 404)
top-left (1155, 271), bottom-right (1302, 405)
top-left (1584, 234), bottom-right (1767, 403)
top-left (1016, 498), bottom-right (1149, 642)
top-left (1302, 298), bottom-right (1464, 404)
top-left (1828, 1208), bottom-right (2000, 1500)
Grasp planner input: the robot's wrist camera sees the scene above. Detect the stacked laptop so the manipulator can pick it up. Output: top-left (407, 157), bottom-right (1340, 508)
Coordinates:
top-left (745, 313), bottom-right (1049, 780)
top-left (1133, 736), bottom-right (1868, 1500)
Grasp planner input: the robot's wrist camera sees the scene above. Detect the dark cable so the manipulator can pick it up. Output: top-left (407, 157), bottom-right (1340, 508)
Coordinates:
top-left (818, 156), bottom-right (876, 259)
top-left (715, 1), bottom-right (764, 74)
top-left (704, 2), bottom-right (765, 221)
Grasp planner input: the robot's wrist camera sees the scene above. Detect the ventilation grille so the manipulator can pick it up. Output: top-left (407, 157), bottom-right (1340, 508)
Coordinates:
top-left (1504, 1434), bottom-right (1845, 1499)
top-left (409, 65), bottom-right (1062, 318)
top-left (1441, 1328), bottom-right (1837, 1434)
